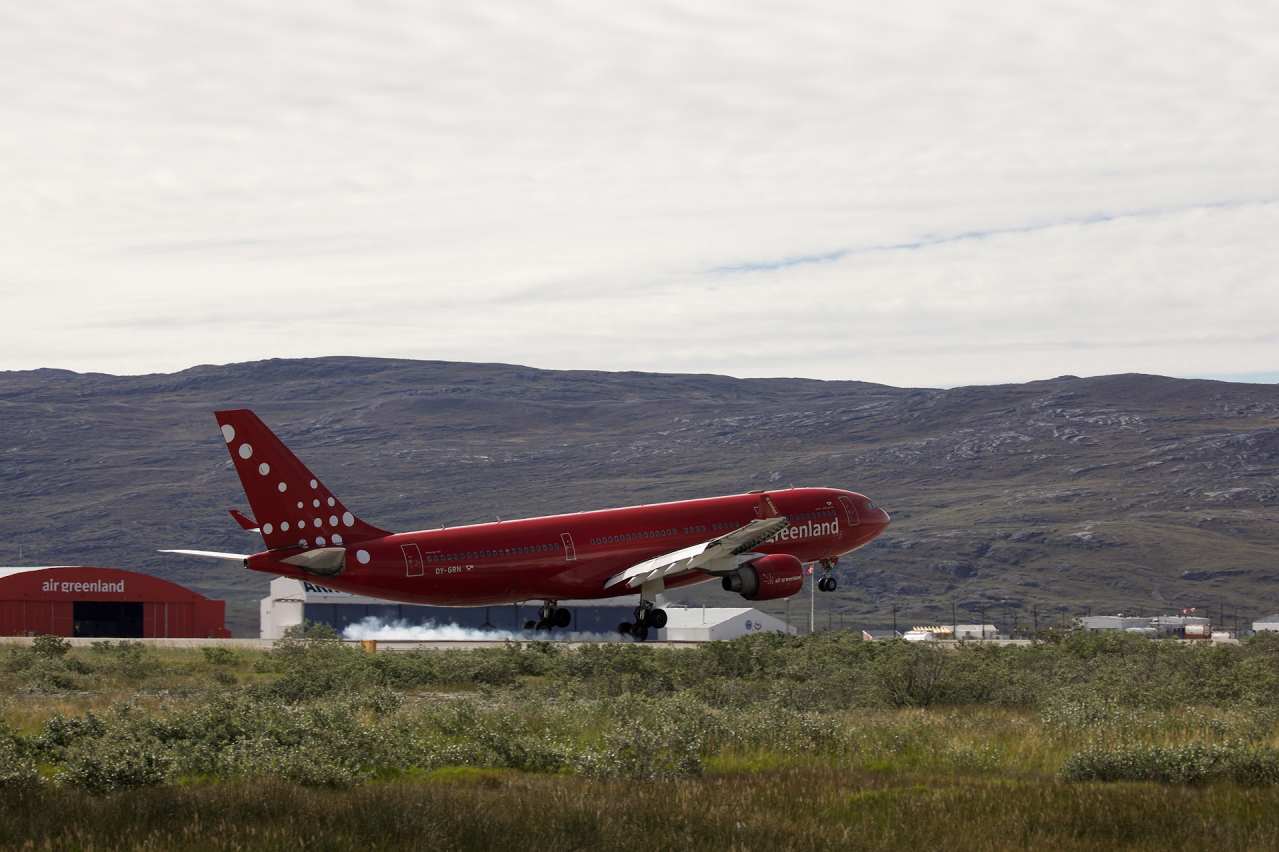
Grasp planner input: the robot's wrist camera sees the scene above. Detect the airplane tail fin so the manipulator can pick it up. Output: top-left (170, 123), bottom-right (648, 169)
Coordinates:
top-left (214, 409), bottom-right (389, 550)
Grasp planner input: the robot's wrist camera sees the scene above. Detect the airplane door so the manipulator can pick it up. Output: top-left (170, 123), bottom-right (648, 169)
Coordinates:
top-left (402, 544), bottom-right (424, 577)
top-left (838, 497), bottom-right (861, 527)
top-left (560, 533), bottom-right (577, 562)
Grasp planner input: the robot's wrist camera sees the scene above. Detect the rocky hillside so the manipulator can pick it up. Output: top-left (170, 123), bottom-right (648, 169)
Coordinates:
top-left (2, 358), bottom-right (1277, 635)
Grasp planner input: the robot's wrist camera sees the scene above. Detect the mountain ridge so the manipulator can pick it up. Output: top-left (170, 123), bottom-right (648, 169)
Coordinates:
top-left (2, 357), bottom-right (1276, 635)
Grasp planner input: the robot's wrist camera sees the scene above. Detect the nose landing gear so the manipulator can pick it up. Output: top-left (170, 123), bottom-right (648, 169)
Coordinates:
top-left (817, 558), bottom-right (839, 592)
top-left (524, 602), bottom-right (572, 631)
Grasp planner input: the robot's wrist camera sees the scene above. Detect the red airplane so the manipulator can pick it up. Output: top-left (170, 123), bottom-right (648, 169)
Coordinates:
top-left (166, 409), bottom-right (890, 639)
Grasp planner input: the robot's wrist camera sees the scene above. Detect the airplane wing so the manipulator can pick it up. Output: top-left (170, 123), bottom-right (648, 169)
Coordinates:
top-left (604, 516), bottom-right (789, 591)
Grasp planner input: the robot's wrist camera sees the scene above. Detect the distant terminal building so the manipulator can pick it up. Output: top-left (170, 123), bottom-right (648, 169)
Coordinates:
top-left (1252, 615), bottom-right (1279, 634)
top-left (1078, 615), bottom-right (1154, 635)
top-left (901, 624), bottom-right (1002, 642)
top-left (260, 577), bottom-right (794, 641)
top-left (1079, 614), bottom-right (1210, 639)
top-left (0, 566), bottom-right (228, 638)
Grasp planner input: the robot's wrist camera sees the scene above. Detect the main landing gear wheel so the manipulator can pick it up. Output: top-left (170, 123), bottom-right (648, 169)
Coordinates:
top-left (529, 603), bottom-right (572, 631)
top-left (619, 605), bottom-right (666, 640)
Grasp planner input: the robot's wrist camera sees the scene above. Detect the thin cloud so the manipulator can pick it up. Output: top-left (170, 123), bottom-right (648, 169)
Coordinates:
top-left (710, 196), bottom-right (1279, 275)
top-left (2, 1), bottom-right (1277, 385)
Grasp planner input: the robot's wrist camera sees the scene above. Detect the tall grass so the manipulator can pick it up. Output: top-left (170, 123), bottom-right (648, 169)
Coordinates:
top-left (5, 770), bottom-right (1279, 851)
top-left (6, 629), bottom-right (1279, 848)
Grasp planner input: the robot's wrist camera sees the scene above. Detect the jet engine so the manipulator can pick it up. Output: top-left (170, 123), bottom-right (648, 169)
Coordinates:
top-left (721, 553), bottom-right (804, 601)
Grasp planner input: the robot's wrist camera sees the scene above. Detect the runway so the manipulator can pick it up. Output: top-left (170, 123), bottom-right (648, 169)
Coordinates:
top-left (0, 636), bottom-right (702, 651)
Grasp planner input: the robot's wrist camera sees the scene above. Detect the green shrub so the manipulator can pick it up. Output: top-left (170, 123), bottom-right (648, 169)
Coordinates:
top-left (265, 625), bottom-right (372, 701)
top-left (0, 737), bottom-right (41, 791)
top-left (1061, 742), bottom-right (1279, 785)
top-left (59, 734), bottom-right (174, 793)
top-left (96, 642), bottom-right (157, 680)
top-left (31, 635), bottom-right (70, 658)
top-left (575, 695), bottom-right (704, 779)
top-left (576, 721), bottom-right (702, 780)
top-left (201, 646), bottom-right (239, 666)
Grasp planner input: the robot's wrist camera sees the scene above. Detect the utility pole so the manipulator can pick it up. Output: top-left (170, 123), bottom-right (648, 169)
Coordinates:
top-left (809, 570), bottom-right (815, 635)
top-left (891, 604), bottom-right (897, 636)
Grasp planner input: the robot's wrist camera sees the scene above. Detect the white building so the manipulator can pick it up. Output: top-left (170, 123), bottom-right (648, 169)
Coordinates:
top-left (1253, 615), bottom-right (1279, 633)
top-left (1079, 615), bottom-right (1151, 632)
top-left (901, 624), bottom-right (1003, 642)
top-left (260, 577), bottom-right (795, 641)
top-left (658, 606), bottom-right (794, 641)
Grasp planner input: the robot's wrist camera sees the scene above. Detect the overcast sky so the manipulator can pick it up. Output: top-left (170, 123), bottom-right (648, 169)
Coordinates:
top-left (2, 0), bottom-right (1276, 387)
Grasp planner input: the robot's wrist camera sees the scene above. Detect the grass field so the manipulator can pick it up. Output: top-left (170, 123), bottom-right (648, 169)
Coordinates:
top-left (5, 630), bottom-right (1279, 850)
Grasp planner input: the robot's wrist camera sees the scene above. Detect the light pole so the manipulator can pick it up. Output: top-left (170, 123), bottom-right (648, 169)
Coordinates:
top-left (809, 566), bottom-right (816, 635)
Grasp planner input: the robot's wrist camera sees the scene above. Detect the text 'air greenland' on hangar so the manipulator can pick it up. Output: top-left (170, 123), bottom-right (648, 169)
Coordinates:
top-left (0, 566), bottom-right (229, 638)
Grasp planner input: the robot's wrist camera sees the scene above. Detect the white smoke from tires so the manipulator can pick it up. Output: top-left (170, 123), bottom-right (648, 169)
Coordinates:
top-left (341, 616), bottom-right (622, 642)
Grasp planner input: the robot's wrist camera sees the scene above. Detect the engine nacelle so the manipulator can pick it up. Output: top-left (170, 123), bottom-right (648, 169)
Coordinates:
top-left (720, 553), bottom-right (805, 601)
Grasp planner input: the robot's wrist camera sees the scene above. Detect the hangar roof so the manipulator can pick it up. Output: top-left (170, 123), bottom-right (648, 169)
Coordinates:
top-left (0, 566), bottom-right (76, 579)
top-left (0, 566), bottom-right (220, 602)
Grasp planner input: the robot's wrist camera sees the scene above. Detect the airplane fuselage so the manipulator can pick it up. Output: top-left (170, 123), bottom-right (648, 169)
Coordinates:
top-left (246, 487), bottom-right (890, 606)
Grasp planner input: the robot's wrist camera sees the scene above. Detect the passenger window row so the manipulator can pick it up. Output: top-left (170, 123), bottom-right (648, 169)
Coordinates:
top-left (428, 542), bottom-right (558, 562)
top-left (588, 528), bottom-right (680, 546)
top-left (789, 509), bottom-right (837, 523)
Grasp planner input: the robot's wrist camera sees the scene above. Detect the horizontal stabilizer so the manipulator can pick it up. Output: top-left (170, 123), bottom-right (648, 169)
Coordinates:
top-left (228, 509), bottom-right (259, 531)
top-left (159, 549), bottom-right (248, 564)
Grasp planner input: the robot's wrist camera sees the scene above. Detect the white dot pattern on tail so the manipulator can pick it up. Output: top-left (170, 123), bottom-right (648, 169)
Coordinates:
top-left (313, 519), bottom-right (321, 528)
top-left (309, 479), bottom-right (318, 489)
top-left (332, 534), bottom-right (343, 544)
top-left (263, 523), bottom-right (273, 534)
top-left (238, 443), bottom-right (253, 459)
top-left (328, 515), bottom-right (338, 526)
top-left (221, 424), bottom-right (235, 443)
top-left (316, 537), bottom-right (326, 546)
top-left (327, 498), bottom-right (335, 507)
top-left (312, 499), bottom-right (319, 508)
top-left (258, 463), bottom-right (270, 476)
top-left (356, 550), bottom-right (371, 564)
top-left (278, 482), bottom-right (287, 493)
top-left (281, 522), bottom-right (290, 531)
top-left (342, 512), bottom-right (355, 527)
